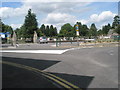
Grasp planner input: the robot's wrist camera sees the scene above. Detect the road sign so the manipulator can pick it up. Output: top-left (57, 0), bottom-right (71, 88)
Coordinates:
top-left (75, 24), bottom-right (79, 36)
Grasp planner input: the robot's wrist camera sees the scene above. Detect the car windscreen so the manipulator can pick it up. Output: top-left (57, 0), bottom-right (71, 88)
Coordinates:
top-left (42, 37), bottom-right (46, 39)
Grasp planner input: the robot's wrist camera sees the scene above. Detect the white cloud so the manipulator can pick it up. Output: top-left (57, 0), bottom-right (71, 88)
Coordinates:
top-left (43, 13), bottom-right (76, 24)
top-left (90, 11), bottom-right (116, 23)
top-left (23, 2), bottom-right (91, 14)
top-left (42, 13), bottom-right (76, 32)
top-left (77, 11), bottom-right (116, 29)
top-left (0, 5), bottom-right (30, 19)
top-left (10, 24), bottom-right (22, 29)
top-left (1, 1), bottom-right (91, 20)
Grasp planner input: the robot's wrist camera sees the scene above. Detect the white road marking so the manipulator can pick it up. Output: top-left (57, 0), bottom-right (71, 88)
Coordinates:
top-left (1, 47), bottom-right (94, 54)
top-left (1, 50), bottom-right (68, 54)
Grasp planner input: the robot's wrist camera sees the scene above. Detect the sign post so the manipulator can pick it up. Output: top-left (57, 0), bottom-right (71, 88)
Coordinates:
top-left (75, 23), bottom-right (79, 46)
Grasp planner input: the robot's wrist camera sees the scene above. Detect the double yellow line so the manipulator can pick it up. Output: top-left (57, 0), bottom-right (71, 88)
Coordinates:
top-left (1, 61), bottom-right (82, 90)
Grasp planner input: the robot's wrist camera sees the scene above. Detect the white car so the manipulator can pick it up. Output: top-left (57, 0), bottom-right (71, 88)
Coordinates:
top-left (37, 36), bottom-right (48, 44)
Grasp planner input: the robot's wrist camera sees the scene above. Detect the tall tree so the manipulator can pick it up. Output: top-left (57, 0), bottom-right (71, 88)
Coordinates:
top-left (23, 9), bottom-right (38, 39)
top-left (45, 25), bottom-right (50, 36)
top-left (80, 24), bottom-right (89, 36)
top-left (112, 15), bottom-right (120, 28)
top-left (53, 27), bottom-right (58, 36)
top-left (89, 23), bottom-right (97, 38)
top-left (40, 24), bottom-right (45, 35)
top-left (49, 25), bottom-right (54, 37)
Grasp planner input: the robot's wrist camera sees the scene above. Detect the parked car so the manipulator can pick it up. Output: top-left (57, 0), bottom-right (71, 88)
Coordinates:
top-left (37, 36), bottom-right (48, 44)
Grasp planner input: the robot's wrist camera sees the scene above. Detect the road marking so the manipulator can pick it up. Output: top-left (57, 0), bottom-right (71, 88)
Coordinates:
top-left (1, 50), bottom-right (67, 54)
top-left (0, 48), bottom-right (81, 54)
top-left (1, 46), bottom-right (94, 54)
top-left (1, 61), bottom-right (80, 89)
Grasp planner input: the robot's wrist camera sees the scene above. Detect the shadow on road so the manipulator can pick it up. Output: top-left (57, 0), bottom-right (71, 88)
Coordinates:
top-left (50, 72), bottom-right (94, 89)
top-left (2, 56), bottom-right (94, 89)
top-left (2, 56), bottom-right (60, 70)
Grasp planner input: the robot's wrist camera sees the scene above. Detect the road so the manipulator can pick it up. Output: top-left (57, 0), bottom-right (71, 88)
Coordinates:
top-left (1, 43), bottom-right (119, 89)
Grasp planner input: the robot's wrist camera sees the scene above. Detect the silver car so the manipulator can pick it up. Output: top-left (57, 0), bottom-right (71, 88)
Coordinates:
top-left (37, 36), bottom-right (48, 44)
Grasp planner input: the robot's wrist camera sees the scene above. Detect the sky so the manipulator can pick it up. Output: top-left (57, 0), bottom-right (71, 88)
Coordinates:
top-left (0, 0), bottom-right (119, 32)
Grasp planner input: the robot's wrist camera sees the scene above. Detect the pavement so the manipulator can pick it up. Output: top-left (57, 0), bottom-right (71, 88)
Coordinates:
top-left (1, 42), bottom-right (119, 89)
top-left (1, 42), bottom-right (119, 50)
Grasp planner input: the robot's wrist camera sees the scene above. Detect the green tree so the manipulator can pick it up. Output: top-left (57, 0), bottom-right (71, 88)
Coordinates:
top-left (23, 9), bottom-right (38, 39)
top-left (97, 29), bottom-right (103, 36)
top-left (40, 24), bottom-right (46, 35)
top-left (49, 25), bottom-right (54, 37)
top-left (15, 28), bottom-right (20, 39)
top-left (102, 24), bottom-right (111, 35)
top-left (80, 24), bottom-right (89, 36)
top-left (45, 25), bottom-right (50, 36)
top-left (89, 23), bottom-right (97, 38)
top-left (2, 22), bottom-right (13, 35)
top-left (59, 23), bottom-right (74, 37)
top-left (115, 24), bottom-right (120, 34)
top-left (112, 15), bottom-right (120, 28)
top-left (53, 27), bottom-right (58, 36)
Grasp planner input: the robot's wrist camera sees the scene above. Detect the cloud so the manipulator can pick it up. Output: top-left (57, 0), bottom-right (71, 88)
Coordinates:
top-left (10, 24), bottom-right (22, 29)
top-left (42, 13), bottom-right (76, 32)
top-left (0, 5), bottom-right (30, 19)
top-left (1, 1), bottom-right (91, 20)
top-left (77, 11), bottom-right (116, 29)
top-left (23, 2), bottom-right (91, 14)
top-left (43, 13), bottom-right (76, 24)
top-left (90, 11), bottom-right (116, 23)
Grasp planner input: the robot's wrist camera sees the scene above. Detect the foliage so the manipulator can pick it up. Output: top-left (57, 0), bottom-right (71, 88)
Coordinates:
top-left (112, 15), bottom-right (120, 28)
top-left (1, 22), bottom-right (13, 35)
top-left (23, 9), bottom-right (38, 39)
top-left (89, 23), bottom-right (97, 38)
top-left (101, 23), bottom-right (111, 35)
top-left (115, 24), bottom-right (120, 34)
top-left (59, 23), bottom-right (74, 37)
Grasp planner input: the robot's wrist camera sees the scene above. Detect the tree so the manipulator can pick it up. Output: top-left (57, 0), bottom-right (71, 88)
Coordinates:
top-left (23, 9), bottom-right (38, 39)
top-left (59, 23), bottom-right (74, 37)
top-left (49, 25), bottom-right (54, 37)
top-left (80, 24), bottom-right (89, 36)
top-left (45, 25), bottom-right (50, 36)
top-left (97, 29), bottom-right (103, 36)
top-left (53, 27), bottom-right (58, 36)
top-left (1, 22), bottom-right (13, 36)
top-left (89, 23), bottom-right (97, 38)
top-left (112, 15), bottom-right (120, 28)
top-left (101, 24), bottom-right (111, 35)
top-left (115, 24), bottom-right (120, 34)
top-left (40, 24), bottom-right (45, 35)
top-left (15, 28), bottom-right (20, 39)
